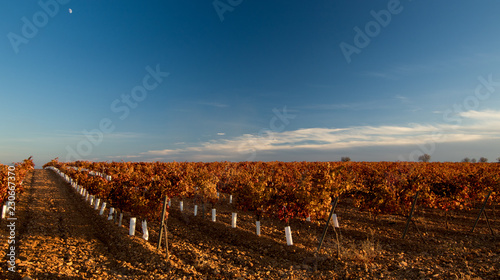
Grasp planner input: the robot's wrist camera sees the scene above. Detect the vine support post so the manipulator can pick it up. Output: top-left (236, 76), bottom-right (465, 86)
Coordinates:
top-left (157, 195), bottom-right (169, 258)
top-left (402, 191), bottom-right (419, 239)
top-left (316, 196), bottom-right (340, 253)
top-left (471, 190), bottom-right (494, 235)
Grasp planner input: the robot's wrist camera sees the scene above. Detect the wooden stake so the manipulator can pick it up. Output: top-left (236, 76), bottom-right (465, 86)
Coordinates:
top-left (317, 196), bottom-right (339, 252)
top-left (157, 195), bottom-right (170, 258)
top-left (314, 196), bottom-right (339, 272)
top-left (482, 210), bottom-right (494, 236)
top-left (471, 190), bottom-right (493, 234)
top-left (402, 191), bottom-right (419, 239)
top-left (334, 227), bottom-right (340, 259)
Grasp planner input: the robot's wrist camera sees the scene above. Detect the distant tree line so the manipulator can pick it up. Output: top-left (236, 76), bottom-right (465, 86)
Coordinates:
top-left (461, 157), bottom-right (487, 163)
top-left (340, 154), bottom-right (500, 163)
top-left (417, 154), bottom-right (498, 163)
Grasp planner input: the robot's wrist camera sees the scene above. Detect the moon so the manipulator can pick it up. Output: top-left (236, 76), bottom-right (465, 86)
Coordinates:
top-left (69, 8), bottom-right (72, 14)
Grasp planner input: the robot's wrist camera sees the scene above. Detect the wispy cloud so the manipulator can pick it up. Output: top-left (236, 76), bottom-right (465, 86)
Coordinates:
top-left (112, 110), bottom-right (500, 162)
top-left (107, 155), bottom-right (142, 159)
top-left (199, 101), bottom-right (229, 108)
top-left (367, 53), bottom-right (500, 82)
top-left (459, 109), bottom-right (500, 121)
top-left (393, 95), bottom-right (423, 112)
top-left (363, 64), bottom-right (431, 80)
top-left (299, 101), bottom-right (384, 111)
top-left (394, 95), bottom-right (410, 103)
top-left (456, 52), bottom-right (500, 67)
top-left (364, 71), bottom-right (398, 80)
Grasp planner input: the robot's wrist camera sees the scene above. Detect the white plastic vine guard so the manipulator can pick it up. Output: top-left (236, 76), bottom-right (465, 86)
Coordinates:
top-left (285, 226), bottom-right (293, 246)
top-left (108, 207), bottom-right (115, 220)
top-left (94, 198), bottom-right (101, 210)
top-left (99, 202), bottom-right (107, 216)
top-left (142, 220), bottom-right (149, 241)
top-left (118, 212), bottom-right (123, 227)
top-left (332, 214), bottom-right (339, 228)
top-left (231, 213), bottom-right (237, 228)
top-left (129, 218), bottom-right (136, 235)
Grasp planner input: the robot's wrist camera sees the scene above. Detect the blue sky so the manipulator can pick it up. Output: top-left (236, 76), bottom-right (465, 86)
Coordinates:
top-left (1, 0), bottom-right (500, 167)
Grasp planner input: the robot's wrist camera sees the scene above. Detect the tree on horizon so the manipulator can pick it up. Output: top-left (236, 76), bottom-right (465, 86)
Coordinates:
top-left (341, 156), bottom-right (351, 162)
top-left (418, 154), bottom-right (431, 162)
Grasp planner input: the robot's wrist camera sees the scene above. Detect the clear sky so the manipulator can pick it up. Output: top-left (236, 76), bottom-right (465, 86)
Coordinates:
top-left (2, 0), bottom-right (500, 167)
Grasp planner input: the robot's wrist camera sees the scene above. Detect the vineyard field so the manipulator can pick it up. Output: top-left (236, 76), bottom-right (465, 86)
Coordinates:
top-left (2, 159), bottom-right (499, 279)
top-left (43, 159), bottom-right (500, 223)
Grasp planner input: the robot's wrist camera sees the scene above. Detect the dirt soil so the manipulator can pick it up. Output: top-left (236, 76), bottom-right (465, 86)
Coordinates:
top-left (1, 169), bottom-right (499, 279)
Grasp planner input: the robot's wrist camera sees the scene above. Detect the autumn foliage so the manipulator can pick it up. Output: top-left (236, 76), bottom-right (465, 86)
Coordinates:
top-left (0, 157), bottom-right (35, 204)
top-left (43, 160), bottom-right (500, 222)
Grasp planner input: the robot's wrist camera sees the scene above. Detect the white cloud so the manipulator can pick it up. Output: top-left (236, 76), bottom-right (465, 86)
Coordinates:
top-left (107, 155), bottom-right (141, 159)
top-left (458, 110), bottom-right (500, 121)
top-left (112, 109), bottom-right (500, 162)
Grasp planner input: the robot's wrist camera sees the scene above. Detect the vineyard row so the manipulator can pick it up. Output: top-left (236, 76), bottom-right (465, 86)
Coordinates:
top-left (42, 159), bottom-right (500, 223)
top-left (0, 157), bottom-right (35, 204)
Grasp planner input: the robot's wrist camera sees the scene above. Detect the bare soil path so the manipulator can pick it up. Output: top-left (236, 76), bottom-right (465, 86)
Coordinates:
top-left (1, 169), bottom-right (182, 280)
